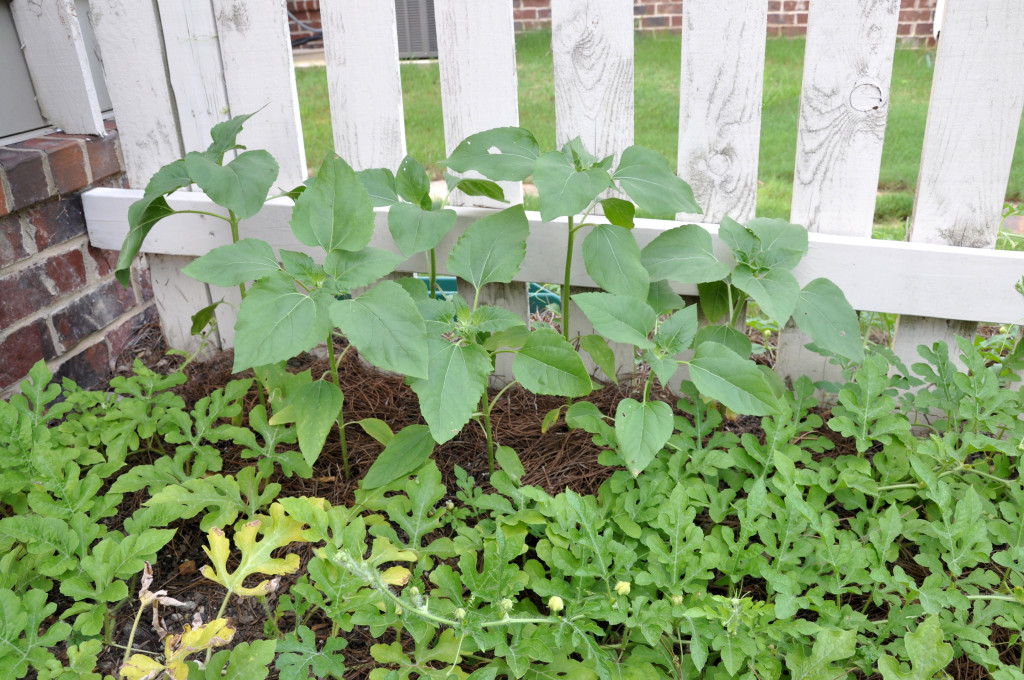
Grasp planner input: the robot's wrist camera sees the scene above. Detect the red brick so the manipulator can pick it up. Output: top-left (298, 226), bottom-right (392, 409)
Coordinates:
top-left (514, 8), bottom-right (537, 20)
top-left (767, 13), bottom-right (784, 25)
top-left (537, 8), bottom-right (550, 19)
top-left (84, 130), bottom-right (123, 182)
top-left (795, 12), bottom-right (808, 26)
top-left (55, 341), bottom-right (111, 390)
top-left (915, 22), bottom-right (934, 35)
top-left (0, 249), bottom-right (86, 327)
top-left (670, 14), bottom-right (682, 27)
top-left (26, 196), bottom-right (87, 250)
top-left (11, 137), bottom-right (89, 195)
top-left (781, 25), bottom-right (806, 36)
top-left (0, 320), bottom-right (57, 388)
top-left (51, 279), bottom-right (137, 349)
top-left (641, 15), bottom-right (669, 28)
top-left (900, 9), bottom-right (932, 22)
top-left (0, 214), bottom-right (30, 268)
top-left (768, 0), bottom-right (782, 10)
top-left (656, 2), bottom-right (682, 14)
top-left (0, 148), bottom-right (50, 212)
top-left (88, 244), bottom-right (120, 278)
top-left (783, 1), bottom-right (808, 10)
top-left (634, 4), bottom-right (648, 15)
top-left (519, 0), bottom-right (548, 7)
top-left (897, 22), bottom-right (912, 35)
top-left (901, 0), bottom-right (916, 7)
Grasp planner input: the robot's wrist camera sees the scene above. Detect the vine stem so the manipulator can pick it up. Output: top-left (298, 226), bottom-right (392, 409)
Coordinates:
top-left (563, 215), bottom-right (575, 342)
top-left (328, 335), bottom-right (350, 478)
top-left (429, 248), bottom-right (438, 299)
top-left (120, 602), bottom-right (149, 669)
top-left (203, 592), bottom-right (233, 665)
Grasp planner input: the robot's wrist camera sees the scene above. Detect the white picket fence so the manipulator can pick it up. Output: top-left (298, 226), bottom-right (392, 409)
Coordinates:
top-left (73, 0), bottom-right (1024, 385)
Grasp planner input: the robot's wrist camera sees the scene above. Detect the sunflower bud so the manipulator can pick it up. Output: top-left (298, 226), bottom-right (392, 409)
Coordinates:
top-left (548, 596), bottom-right (564, 613)
top-left (614, 580), bottom-right (630, 596)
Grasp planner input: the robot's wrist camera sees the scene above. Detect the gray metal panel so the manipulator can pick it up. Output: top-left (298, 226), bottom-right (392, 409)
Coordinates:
top-left (395, 0), bottom-right (437, 59)
top-left (0, 2), bottom-right (48, 138)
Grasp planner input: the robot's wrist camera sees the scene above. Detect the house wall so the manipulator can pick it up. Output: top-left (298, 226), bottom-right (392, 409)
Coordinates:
top-left (287, 1), bottom-right (938, 47)
top-left (0, 121), bottom-right (155, 395)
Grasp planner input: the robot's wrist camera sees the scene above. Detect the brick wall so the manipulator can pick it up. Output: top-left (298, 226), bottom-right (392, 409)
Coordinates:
top-left (0, 121), bottom-right (156, 396)
top-left (285, 1), bottom-right (938, 46)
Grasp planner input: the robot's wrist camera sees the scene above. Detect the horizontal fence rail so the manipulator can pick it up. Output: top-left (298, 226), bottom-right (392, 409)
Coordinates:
top-left (85, 188), bottom-right (1024, 326)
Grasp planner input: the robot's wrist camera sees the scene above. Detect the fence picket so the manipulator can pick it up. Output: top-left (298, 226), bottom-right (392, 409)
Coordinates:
top-left (88, 0), bottom-right (182, 184)
top-left (894, 0), bottom-right (1024, 364)
top-left (436, 0), bottom-right (526, 386)
top-left (10, 0), bottom-right (104, 135)
top-left (677, 1), bottom-right (768, 224)
top-left (790, 0), bottom-right (899, 236)
top-left (212, 0), bottom-right (307, 189)
top-left (777, 0), bottom-right (900, 389)
top-left (321, 1), bottom-right (406, 172)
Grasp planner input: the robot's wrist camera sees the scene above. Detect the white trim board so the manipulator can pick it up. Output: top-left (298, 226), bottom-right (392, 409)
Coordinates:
top-left (83, 187), bottom-right (1024, 325)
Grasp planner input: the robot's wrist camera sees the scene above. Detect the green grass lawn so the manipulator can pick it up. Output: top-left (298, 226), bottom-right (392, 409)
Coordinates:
top-left (294, 31), bottom-right (1024, 232)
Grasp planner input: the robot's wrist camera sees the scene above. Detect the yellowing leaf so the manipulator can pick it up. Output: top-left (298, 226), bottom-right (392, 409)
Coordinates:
top-left (164, 618), bottom-right (236, 678)
top-left (200, 503), bottom-right (307, 597)
top-left (119, 654), bottom-right (165, 680)
top-left (382, 566), bottom-right (411, 586)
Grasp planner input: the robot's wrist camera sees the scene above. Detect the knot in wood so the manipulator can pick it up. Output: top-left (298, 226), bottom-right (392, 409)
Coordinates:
top-left (707, 152), bottom-right (731, 177)
top-left (850, 83), bottom-right (884, 112)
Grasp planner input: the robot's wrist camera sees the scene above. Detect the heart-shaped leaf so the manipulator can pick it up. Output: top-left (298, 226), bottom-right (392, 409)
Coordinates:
top-left (513, 329), bottom-right (593, 397)
top-left (582, 224), bottom-right (650, 299)
top-left (447, 204), bottom-right (530, 290)
top-left (613, 145), bottom-right (699, 216)
top-left (615, 398), bottom-right (673, 476)
top-left (182, 238), bottom-right (280, 287)
top-left (445, 127), bottom-right (540, 181)
top-left (409, 338), bottom-right (491, 444)
top-left (185, 150), bottom-right (279, 219)
top-left (291, 155), bottom-right (376, 252)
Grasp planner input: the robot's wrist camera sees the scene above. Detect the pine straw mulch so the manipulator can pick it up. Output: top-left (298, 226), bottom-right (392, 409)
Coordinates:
top-left (87, 321), bottom-right (1006, 679)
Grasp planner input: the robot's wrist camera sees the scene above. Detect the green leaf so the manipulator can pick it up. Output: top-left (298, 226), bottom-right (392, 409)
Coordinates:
top-left (785, 629), bottom-right (856, 680)
top-left (233, 272), bottom-right (332, 372)
top-left (115, 194), bottom-right (176, 287)
top-left (689, 342), bottom-right (783, 416)
top-left (275, 626), bottom-right (347, 680)
top-left (791, 278), bottom-right (864, 362)
top-left (747, 217), bottom-right (808, 270)
top-left (600, 198), bottom-right (635, 228)
top-left (191, 301), bottom-right (223, 336)
top-left (655, 306), bottom-right (698, 354)
top-left (396, 155), bottom-right (431, 209)
top-left (205, 111), bottom-right (258, 163)
top-left (513, 328), bottom-right (593, 397)
top-left (445, 126), bottom-right (540, 181)
top-left (409, 338), bottom-right (491, 444)
top-left (641, 224), bottom-right (730, 284)
top-left (330, 280), bottom-right (429, 379)
top-left (731, 265), bottom-right (801, 324)
top-left (445, 174), bottom-right (508, 202)
top-left (613, 145), bottom-right (699, 216)
top-left (184, 150), bottom-right (279, 220)
top-left (387, 202), bottom-right (457, 257)
top-left (580, 334), bottom-right (618, 383)
top-left (145, 158), bottom-right (194, 196)
top-left (571, 292), bottom-right (656, 349)
top-left (468, 306), bottom-right (527, 334)
top-left (361, 425), bottom-right (435, 489)
top-left (694, 324), bottom-right (751, 358)
top-left (203, 640), bottom-right (277, 680)
top-left (269, 379), bottom-right (343, 467)
top-left (646, 279), bottom-right (686, 315)
top-left (447, 204), bottom-right (530, 290)
top-left (615, 398), bottom-right (673, 476)
top-left (291, 155), bottom-right (376, 252)
top-left (324, 247), bottom-right (403, 289)
top-left (697, 280), bottom-right (732, 324)
top-left (182, 238), bottom-right (280, 286)
top-left (354, 418), bottom-right (394, 446)
top-left (533, 151), bottom-right (612, 221)
top-left (146, 475), bottom-right (249, 531)
top-left (877, 616), bottom-right (952, 680)
top-left (582, 224), bottom-right (650, 299)
top-left (357, 168), bottom-right (399, 207)
top-left (718, 216), bottom-right (760, 262)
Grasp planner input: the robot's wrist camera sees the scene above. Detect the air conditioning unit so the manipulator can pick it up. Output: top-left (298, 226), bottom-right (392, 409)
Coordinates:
top-left (395, 0), bottom-right (437, 59)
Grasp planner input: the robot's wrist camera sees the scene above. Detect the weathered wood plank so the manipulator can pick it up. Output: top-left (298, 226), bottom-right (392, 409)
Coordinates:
top-left (85, 188), bottom-right (1024, 326)
top-left (551, 0), bottom-right (634, 159)
top-left (212, 0), bottom-right (307, 188)
top-left (677, 1), bottom-right (768, 224)
top-left (10, 0), bottom-right (104, 135)
top-left (435, 0), bottom-right (527, 385)
top-left (147, 255), bottom-right (221, 354)
top-left (154, 0), bottom-right (235, 352)
top-left (88, 0), bottom-right (183, 185)
top-left (156, 0), bottom-right (231, 153)
top-left (778, 0), bottom-right (900, 388)
top-left (435, 0), bottom-right (523, 206)
top-left (790, 0), bottom-right (900, 235)
top-left (320, 1), bottom-right (406, 171)
top-left (895, 0), bottom-right (1024, 363)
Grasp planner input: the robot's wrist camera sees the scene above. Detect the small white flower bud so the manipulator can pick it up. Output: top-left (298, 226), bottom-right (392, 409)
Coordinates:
top-left (669, 594), bottom-right (683, 606)
top-left (614, 581), bottom-right (630, 596)
top-left (454, 608), bottom-right (466, 620)
top-left (548, 596), bottom-right (564, 613)
top-left (499, 598), bottom-right (514, 613)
